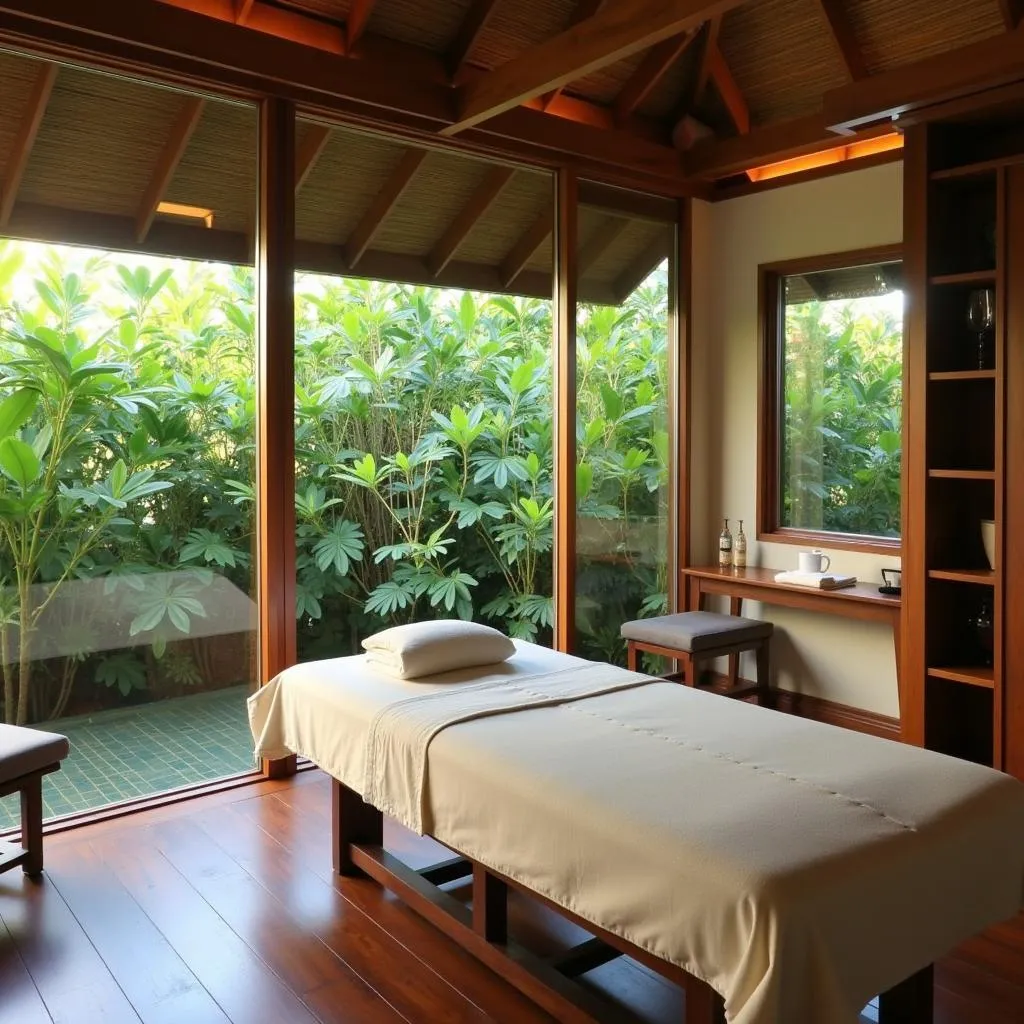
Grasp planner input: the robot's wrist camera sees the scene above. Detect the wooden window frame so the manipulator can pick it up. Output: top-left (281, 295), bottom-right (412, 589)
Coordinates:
top-left (757, 243), bottom-right (904, 556)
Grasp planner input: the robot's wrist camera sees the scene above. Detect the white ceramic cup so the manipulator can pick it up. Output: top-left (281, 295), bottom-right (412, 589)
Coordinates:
top-left (798, 549), bottom-right (830, 574)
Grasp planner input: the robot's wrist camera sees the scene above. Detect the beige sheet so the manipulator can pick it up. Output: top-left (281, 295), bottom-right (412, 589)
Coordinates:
top-left (248, 643), bottom-right (1024, 1024)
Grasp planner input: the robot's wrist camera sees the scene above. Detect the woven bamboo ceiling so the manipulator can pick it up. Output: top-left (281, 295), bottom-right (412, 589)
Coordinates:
top-left (0, 0), bottom-right (1020, 299)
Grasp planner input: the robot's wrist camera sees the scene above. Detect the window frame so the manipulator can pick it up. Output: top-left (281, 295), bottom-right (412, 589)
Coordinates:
top-left (757, 243), bottom-right (904, 555)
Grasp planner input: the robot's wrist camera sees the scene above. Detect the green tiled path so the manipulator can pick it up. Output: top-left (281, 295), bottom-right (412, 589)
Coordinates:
top-left (0, 685), bottom-right (255, 830)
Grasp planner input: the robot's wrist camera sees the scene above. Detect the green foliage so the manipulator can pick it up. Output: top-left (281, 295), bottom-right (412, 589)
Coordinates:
top-left (782, 298), bottom-right (902, 538)
top-left (0, 238), bottom-right (670, 724)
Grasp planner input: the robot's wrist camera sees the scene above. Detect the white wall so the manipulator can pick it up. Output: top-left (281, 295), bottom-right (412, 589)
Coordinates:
top-left (690, 161), bottom-right (903, 716)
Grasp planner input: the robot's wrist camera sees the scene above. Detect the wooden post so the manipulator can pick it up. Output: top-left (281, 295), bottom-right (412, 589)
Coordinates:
top-left (332, 779), bottom-right (383, 876)
top-left (472, 863), bottom-right (509, 943)
top-left (256, 97), bottom-right (298, 778)
top-left (684, 977), bottom-right (727, 1024)
top-left (672, 198), bottom-right (692, 611)
top-left (554, 168), bottom-right (578, 654)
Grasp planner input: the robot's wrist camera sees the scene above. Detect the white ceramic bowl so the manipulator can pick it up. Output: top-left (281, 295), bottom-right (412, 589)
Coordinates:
top-left (981, 519), bottom-right (996, 570)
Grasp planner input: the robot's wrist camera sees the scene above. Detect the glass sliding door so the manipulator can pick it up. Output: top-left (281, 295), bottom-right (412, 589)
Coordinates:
top-left (0, 54), bottom-right (258, 825)
top-left (573, 185), bottom-right (676, 665)
top-left (293, 118), bottom-right (554, 661)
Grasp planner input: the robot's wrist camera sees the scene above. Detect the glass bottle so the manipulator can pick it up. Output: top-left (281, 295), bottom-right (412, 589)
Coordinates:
top-left (733, 519), bottom-right (747, 569)
top-left (718, 518), bottom-right (733, 568)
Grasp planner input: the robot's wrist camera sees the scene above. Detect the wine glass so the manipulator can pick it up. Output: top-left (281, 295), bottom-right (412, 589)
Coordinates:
top-left (966, 288), bottom-right (994, 370)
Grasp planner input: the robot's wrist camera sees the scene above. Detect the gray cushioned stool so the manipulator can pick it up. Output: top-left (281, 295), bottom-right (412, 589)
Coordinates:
top-left (620, 611), bottom-right (773, 704)
top-left (0, 725), bottom-right (69, 877)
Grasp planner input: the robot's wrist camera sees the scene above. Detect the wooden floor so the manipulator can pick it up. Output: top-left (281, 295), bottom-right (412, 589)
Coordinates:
top-left (1, 769), bottom-right (1023, 1024)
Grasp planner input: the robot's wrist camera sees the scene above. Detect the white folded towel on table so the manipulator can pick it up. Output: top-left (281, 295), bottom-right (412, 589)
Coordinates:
top-left (774, 570), bottom-right (857, 590)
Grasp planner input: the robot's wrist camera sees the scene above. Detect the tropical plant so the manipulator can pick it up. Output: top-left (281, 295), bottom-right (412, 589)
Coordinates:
top-left (0, 237), bottom-right (668, 724)
top-left (782, 298), bottom-right (902, 538)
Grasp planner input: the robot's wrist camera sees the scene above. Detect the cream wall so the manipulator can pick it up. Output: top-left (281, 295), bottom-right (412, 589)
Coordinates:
top-left (690, 161), bottom-right (903, 716)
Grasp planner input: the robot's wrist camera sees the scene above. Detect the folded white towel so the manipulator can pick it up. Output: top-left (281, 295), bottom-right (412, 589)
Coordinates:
top-left (774, 570), bottom-right (857, 590)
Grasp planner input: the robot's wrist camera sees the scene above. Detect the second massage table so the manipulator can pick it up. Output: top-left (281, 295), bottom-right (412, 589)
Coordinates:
top-left (249, 640), bottom-right (1024, 1024)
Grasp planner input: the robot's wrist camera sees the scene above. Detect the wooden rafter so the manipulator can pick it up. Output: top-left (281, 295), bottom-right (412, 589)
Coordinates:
top-left (446, 0), bottom-right (744, 134)
top-left (707, 44), bottom-right (749, 135)
top-left (614, 30), bottom-right (698, 123)
top-left (344, 148), bottom-right (427, 269)
top-left (234, 0), bottom-right (254, 22)
top-left (346, 0), bottom-right (377, 52)
top-left (447, 0), bottom-right (502, 78)
top-left (0, 62), bottom-right (57, 227)
top-left (541, 0), bottom-right (605, 111)
top-left (427, 165), bottom-right (515, 277)
top-left (999, 0), bottom-right (1023, 30)
top-left (685, 112), bottom-right (893, 178)
top-left (668, 17), bottom-right (719, 142)
top-left (613, 236), bottom-right (667, 303)
top-left (295, 124), bottom-right (330, 193)
top-left (0, 0), bottom-right (689, 190)
top-left (135, 95), bottom-right (205, 244)
top-left (500, 211), bottom-right (551, 287)
top-left (577, 216), bottom-right (629, 277)
top-left (823, 28), bottom-right (1024, 133)
top-left (815, 0), bottom-right (867, 80)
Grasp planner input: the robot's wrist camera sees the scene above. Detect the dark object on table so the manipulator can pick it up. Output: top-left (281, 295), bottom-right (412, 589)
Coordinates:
top-left (879, 567), bottom-right (902, 596)
top-left (970, 599), bottom-right (994, 668)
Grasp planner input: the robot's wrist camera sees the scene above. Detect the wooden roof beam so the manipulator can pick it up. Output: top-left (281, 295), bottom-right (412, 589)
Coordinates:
top-left (685, 111), bottom-right (894, 178)
top-left (815, 0), bottom-right (867, 80)
top-left (344, 148), bottom-right (427, 269)
top-left (428, 165), bottom-right (515, 277)
top-left (445, 0), bottom-right (745, 134)
top-left (447, 0), bottom-right (503, 78)
top-left (234, 0), bottom-right (254, 23)
top-left (823, 26), bottom-right (1024, 133)
top-left (0, 62), bottom-right (57, 228)
top-left (708, 44), bottom-right (749, 135)
top-left (613, 236), bottom-right (668, 304)
top-left (999, 0), bottom-right (1023, 30)
top-left (541, 0), bottom-right (606, 111)
top-left (295, 124), bottom-right (331, 193)
top-left (668, 17), bottom-right (719, 145)
top-left (135, 95), bottom-right (205, 244)
top-left (614, 30), bottom-right (699, 123)
top-left (578, 216), bottom-right (630, 277)
top-left (346, 0), bottom-right (378, 52)
top-left (500, 211), bottom-right (551, 287)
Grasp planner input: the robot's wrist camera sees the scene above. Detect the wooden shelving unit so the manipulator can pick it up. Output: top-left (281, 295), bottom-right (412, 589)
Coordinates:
top-left (904, 121), bottom-right (1007, 769)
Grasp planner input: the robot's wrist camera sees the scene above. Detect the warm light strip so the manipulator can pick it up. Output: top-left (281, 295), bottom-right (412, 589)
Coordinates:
top-left (746, 133), bottom-right (904, 183)
top-left (156, 201), bottom-right (215, 228)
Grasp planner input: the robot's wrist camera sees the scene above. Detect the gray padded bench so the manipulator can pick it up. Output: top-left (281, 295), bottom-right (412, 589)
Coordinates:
top-left (620, 611), bottom-right (774, 704)
top-left (0, 725), bottom-right (69, 877)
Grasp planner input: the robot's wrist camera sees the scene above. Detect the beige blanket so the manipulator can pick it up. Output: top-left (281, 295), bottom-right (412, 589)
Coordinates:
top-left (363, 663), bottom-right (653, 833)
top-left (248, 645), bottom-right (1024, 1024)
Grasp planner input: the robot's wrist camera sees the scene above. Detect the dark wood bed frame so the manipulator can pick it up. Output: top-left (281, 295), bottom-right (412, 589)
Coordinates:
top-left (331, 777), bottom-right (935, 1024)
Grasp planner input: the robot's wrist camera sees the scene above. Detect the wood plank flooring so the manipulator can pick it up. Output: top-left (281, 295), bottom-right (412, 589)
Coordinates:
top-left (1, 769), bottom-right (1023, 1024)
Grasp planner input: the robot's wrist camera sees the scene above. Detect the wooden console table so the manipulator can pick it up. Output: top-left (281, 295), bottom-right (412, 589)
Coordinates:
top-left (681, 565), bottom-right (903, 724)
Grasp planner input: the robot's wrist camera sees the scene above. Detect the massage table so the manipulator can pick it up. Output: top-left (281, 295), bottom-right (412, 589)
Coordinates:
top-left (249, 640), bottom-right (1024, 1024)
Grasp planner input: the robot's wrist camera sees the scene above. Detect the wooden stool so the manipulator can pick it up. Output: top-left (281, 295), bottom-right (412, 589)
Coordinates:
top-left (0, 725), bottom-right (69, 877)
top-left (620, 611), bottom-right (774, 704)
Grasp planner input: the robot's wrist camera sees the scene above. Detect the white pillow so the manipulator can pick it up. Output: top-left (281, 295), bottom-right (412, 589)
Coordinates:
top-left (361, 619), bottom-right (515, 680)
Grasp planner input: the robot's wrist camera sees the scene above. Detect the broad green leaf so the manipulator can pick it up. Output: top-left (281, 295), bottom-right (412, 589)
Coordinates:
top-left (0, 437), bottom-right (41, 488)
top-left (0, 389), bottom-right (38, 438)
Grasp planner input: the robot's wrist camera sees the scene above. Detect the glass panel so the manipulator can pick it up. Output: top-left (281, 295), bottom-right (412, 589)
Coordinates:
top-left (0, 54), bottom-right (258, 825)
top-left (574, 188), bottom-right (675, 666)
top-left (780, 260), bottom-right (903, 538)
top-left (294, 119), bottom-right (554, 662)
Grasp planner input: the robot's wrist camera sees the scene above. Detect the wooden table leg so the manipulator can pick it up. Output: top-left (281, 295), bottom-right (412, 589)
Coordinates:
top-left (473, 863), bottom-right (509, 943)
top-left (727, 596), bottom-right (742, 688)
top-left (892, 610), bottom-right (903, 726)
top-left (684, 978), bottom-right (726, 1024)
top-left (878, 964), bottom-right (933, 1023)
top-left (332, 778), bottom-right (383, 876)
